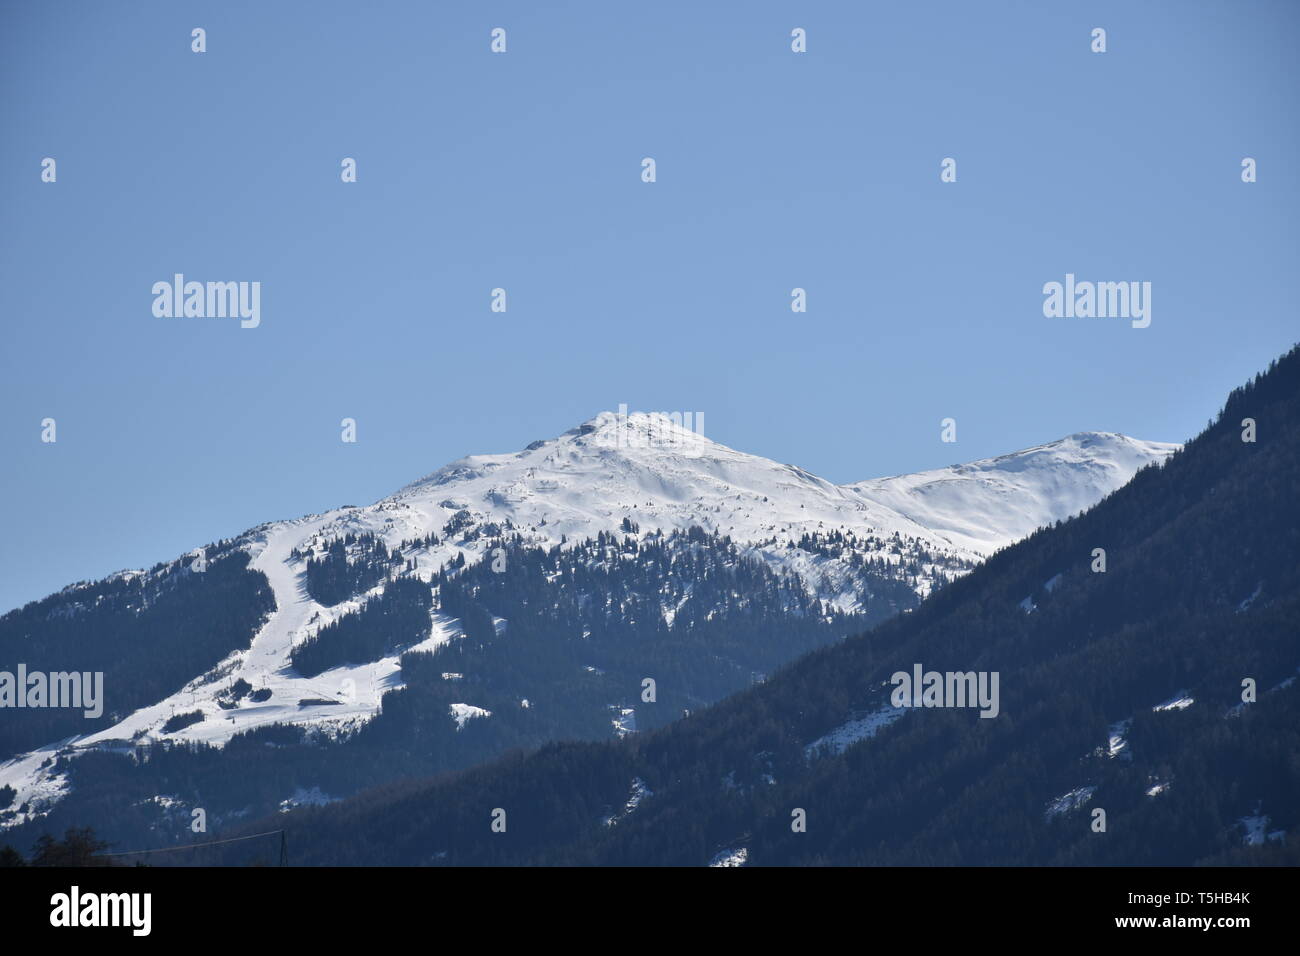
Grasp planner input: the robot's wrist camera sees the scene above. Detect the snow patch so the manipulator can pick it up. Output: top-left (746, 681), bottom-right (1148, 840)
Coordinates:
top-left (448, 703), bottom-right (492, 730)
top-left (611, 706), bottom-right (636, 738)
top-left (805, 705), bottom-right (905, 758)
top-left (1045, 785), bottom-right (1097, 818)
top-left (279, 786), bottom-right (338, 812)
top-left (1236, 582), bottom-right (1263, 612)
top-left (1105, 719), bottom-right (1132, 760)
top-left (0, 738), bottom-right (75, 831)
top-left (708, 847), bottom-right (748, 867)
top-left (603, 777), bottom-right (652, 826)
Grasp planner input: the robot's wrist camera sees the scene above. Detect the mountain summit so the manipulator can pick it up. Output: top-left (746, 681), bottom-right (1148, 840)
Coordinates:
top-left (378, 412), bottom-right (1176, 582)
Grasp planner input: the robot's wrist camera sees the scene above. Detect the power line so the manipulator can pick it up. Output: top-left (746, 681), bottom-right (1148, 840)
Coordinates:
top-left (101, 828), bottom-right (284, 858)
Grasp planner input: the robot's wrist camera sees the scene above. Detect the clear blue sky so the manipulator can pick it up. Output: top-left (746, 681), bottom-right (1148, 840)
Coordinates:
top-left (2, 0), bottom-right (1297, 613)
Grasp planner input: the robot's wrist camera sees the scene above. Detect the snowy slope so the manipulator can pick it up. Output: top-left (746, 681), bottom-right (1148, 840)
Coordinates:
top-left (0, 413), bottom-right (1177, 826)
top-left (308, 412), bottom-right (1176, 584)
top-left (845, 432), bottom-right (1178, 555)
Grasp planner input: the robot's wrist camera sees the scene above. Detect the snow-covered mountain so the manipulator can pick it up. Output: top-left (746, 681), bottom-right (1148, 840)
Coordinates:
top-left (254, 346), bottom-right (1300, 869)
top-left (331, 410), bottom-right (1174, 578)
top-left (0, 412), bottom-right (1177, 830)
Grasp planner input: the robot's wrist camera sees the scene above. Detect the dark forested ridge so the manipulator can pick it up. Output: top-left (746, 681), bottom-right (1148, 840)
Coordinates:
top-left (0, 548), bottom-right (275, 759)
top-left (227, 345), bottom-right (1300, 866)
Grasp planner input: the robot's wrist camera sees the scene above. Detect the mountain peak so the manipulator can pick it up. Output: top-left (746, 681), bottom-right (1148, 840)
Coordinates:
top-left (373, 417), bottom-right (1177, 586)
top-left (399, 409), bottom-right (719, 498)
top-left (565, 409), bottom-right (714, 457)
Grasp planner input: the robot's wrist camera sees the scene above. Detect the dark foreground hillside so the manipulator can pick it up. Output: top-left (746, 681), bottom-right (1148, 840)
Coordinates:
top-left (248, 345), bottom-right (1300, 866)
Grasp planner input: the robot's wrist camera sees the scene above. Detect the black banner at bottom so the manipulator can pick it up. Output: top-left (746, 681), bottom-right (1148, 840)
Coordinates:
top-left (0, 864), bottom-right (1280, 942)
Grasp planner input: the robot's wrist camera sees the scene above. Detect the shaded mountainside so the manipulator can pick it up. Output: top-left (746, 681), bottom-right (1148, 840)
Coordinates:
top-left (245, 346), bottom-right (1299, 866)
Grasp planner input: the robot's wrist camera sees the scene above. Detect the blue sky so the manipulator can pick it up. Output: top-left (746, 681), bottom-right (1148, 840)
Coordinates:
top-left (2, 0), bottom-right (1297, 613)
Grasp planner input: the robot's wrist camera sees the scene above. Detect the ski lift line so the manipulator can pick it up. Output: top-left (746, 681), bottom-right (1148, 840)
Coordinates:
top-left (101, 828), bottom-right (284, 857)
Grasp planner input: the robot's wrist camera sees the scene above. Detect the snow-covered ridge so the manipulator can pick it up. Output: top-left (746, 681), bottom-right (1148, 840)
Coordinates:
top-left (366, 414), bottom-right (1176, 587)
top-left (845, 432), bottom-right (1177, 556)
